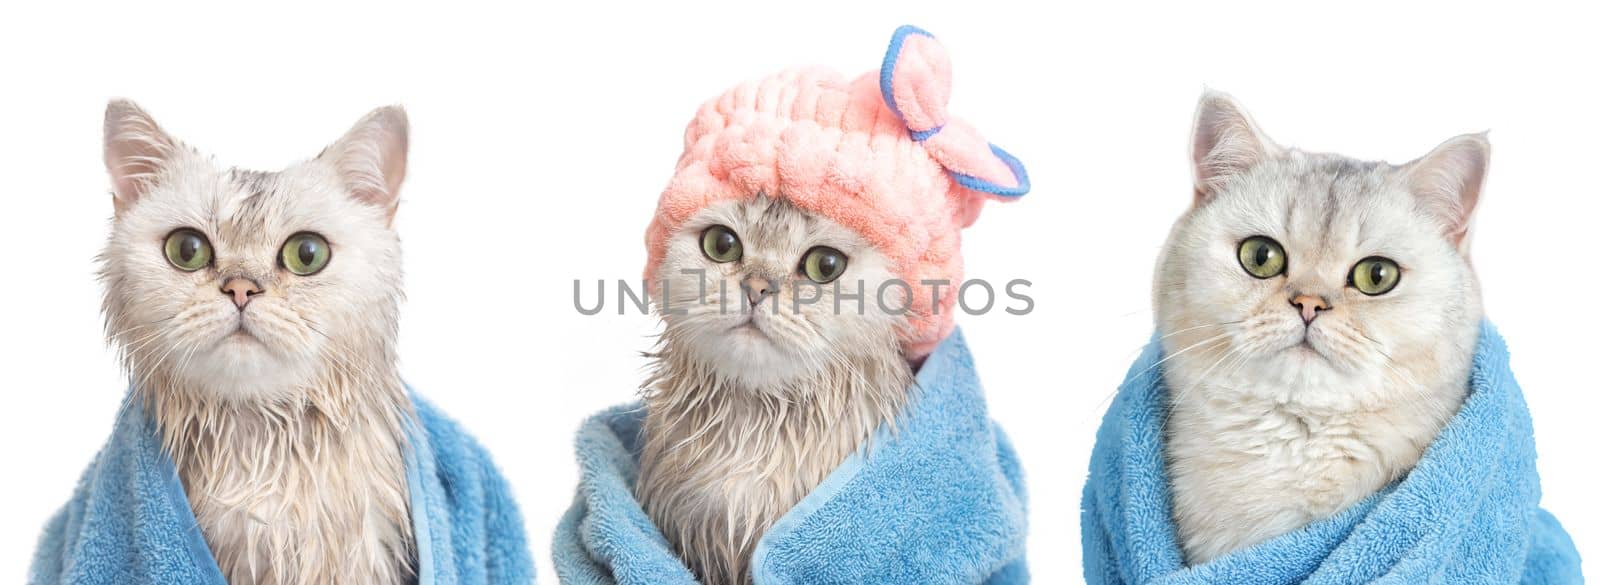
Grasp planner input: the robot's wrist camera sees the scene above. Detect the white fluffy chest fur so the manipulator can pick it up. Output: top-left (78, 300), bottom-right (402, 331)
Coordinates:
top-left (1164, 362), bottom-right (1465, 563)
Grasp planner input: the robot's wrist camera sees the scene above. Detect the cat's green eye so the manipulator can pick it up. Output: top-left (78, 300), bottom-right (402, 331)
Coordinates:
top-left (1237, 236), bottom-right (1287, 279)
top-left (701, 226), bottom-right (742, 263)
top-left (163, 229), bottom-right (213, 272)
top-left (801, 246), bottom-right (848, 284)
top-left (280, 232), bottom-right (331, 276)
top-left (1349, 256), bottom-right (1401, 296)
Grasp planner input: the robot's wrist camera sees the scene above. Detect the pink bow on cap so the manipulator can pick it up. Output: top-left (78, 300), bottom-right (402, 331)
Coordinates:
top-left (879, 25), bottom-right (1030, 228)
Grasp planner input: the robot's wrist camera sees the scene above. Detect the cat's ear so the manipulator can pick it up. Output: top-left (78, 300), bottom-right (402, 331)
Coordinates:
top-left (1402, 132), bottom-right (1489, 249)
top-left (104, 99), bottom-right (178, 215)
top-left (320, 105), bottom-right (408, 215)
top-left (1190, 90), bottom-right (1279, 203)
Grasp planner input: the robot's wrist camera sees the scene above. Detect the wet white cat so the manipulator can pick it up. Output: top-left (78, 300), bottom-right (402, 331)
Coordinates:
top-left (1156, 91), bottom-right (1487, 563)
top-left (100, 100), bottom-right (413, 584)
top-left (636, 196), bottom-right (913, 585)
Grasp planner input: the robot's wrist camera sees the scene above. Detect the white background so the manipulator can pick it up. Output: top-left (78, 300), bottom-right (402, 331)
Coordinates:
top-left (1, 2), bottom-right (1594, 582)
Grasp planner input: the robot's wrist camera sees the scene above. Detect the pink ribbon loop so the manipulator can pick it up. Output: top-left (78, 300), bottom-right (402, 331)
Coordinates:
top-left (879, 25), bottom-right (1030, 201)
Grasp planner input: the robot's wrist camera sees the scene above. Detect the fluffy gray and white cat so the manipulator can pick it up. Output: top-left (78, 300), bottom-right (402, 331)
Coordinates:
top-left (1155, 91), bottom-right (1489, 563)
top-left (100, 100), bottom-right (414, 584)
top-left (636, 196), bottom-right (914, 585)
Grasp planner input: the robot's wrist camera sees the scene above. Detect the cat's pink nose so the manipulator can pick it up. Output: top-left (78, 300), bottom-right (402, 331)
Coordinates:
top-left (1290, 294), bottom-right (1330, 323)
top-left (220, 278), bottom-right (263, 310)
top-left (744, 277), bottom-right (774, 306)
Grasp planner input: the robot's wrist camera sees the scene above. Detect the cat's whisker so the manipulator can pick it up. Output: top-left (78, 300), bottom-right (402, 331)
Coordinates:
top-left (1353, 328), bottom-right (1424, 391)
top-left (121, 325), bottom-right (176, 356)
top-left (1163, 320), bottom-right (1242, 340)
top-left (1128, 332), bottom-right (1232, 383)
top-left (1079, 332), bottom-right (1235, 425)
top-left (1157, 342), bottom-right (1244, 430)
top-left (133, 334), bottom-right (190, 394)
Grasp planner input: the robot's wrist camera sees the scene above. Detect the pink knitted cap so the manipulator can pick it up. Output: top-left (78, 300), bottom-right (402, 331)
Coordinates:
top-left (643, 25), bottom-right (1030, 358)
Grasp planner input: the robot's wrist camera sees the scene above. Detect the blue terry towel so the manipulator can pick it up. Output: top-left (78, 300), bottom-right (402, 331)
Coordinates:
top-left (30, 390), bottom-right (535, 585)
top-left (552, 328), bottom-right (1029, 584)
top-left (1081, 322), bottom-right (1582, 584)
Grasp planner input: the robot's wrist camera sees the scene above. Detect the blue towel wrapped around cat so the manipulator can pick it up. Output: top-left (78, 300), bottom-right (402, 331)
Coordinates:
top-left (553, 328), bottom-right (1028, 584)
top-left (29, 391), bottom-right (535, 585)
top-left (1081, 322), bottom-right (1582, 584)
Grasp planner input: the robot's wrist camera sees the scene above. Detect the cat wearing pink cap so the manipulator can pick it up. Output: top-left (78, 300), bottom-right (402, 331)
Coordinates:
top-left (632, 25), bottom-right (1030, 585)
